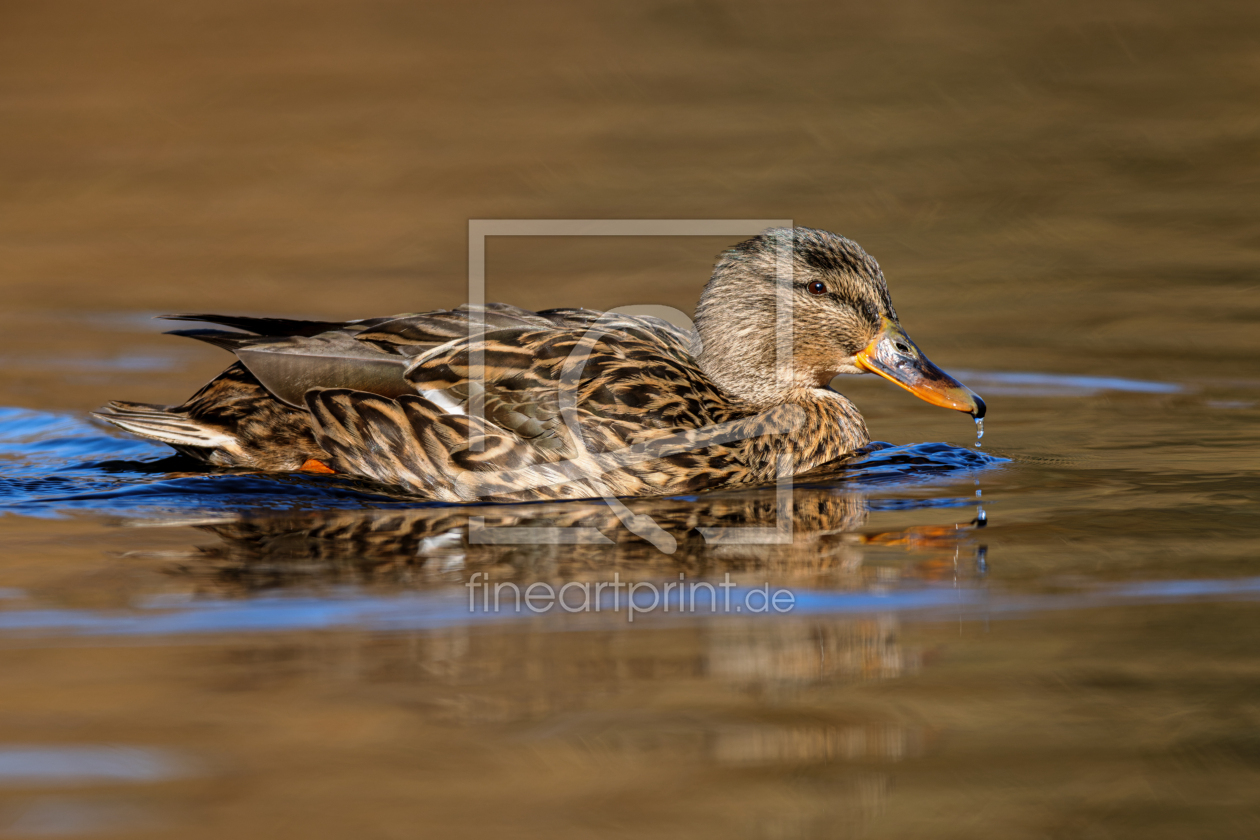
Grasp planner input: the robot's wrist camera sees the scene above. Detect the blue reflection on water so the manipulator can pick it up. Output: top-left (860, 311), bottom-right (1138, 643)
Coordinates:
top-left (954, 370), bottom-right (1183, 396)
top-left (0, 353), bottom-right (184, 373)
top-left (0, 578), bottom-right (1255, 639)
top-left (840, 442), bottom-right (1000, 488)
top-left (0, 746), bottom-right (192, 785)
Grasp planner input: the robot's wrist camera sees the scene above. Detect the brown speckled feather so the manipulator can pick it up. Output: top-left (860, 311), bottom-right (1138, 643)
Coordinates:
top-left (287, 318), bottom-right (868, 501)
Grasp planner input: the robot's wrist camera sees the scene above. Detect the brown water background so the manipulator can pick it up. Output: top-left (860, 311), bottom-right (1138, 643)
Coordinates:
top-left (1, 1), bottom-right (1259, 837)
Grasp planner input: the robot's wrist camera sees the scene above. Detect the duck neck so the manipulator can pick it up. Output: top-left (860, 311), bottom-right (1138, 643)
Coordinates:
top-left (695, 341), bottom-right (781, 409)
top-left (693, 250), bottom-right (814, 408)
top-left (695, 319), bottom-right (829, 409)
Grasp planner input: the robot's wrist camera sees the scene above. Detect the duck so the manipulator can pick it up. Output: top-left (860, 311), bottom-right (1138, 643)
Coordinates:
top-left (94, 227), bottom-right (984, 502)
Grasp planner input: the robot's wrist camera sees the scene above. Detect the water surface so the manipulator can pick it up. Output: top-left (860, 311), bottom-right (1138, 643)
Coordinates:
top-left (1, 1), bottom-right (1258, 838)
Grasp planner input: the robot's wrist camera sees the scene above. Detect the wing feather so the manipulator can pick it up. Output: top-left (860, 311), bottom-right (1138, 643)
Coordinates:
top-left (153, 304), bottom-right (769, 500)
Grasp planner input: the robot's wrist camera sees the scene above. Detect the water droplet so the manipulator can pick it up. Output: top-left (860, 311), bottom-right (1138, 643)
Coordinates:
top-left (974, 417), bottom-right (985, 449)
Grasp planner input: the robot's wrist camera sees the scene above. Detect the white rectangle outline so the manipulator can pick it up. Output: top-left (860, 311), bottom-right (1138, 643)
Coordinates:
top-left (467, 219), bottom-right (797, 550)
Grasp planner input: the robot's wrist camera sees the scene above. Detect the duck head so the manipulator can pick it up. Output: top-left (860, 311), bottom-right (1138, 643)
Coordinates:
top-left (693, 227), bottom-right (984, 417)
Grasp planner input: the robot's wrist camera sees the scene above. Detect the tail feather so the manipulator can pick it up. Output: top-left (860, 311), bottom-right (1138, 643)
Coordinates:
top-left (95, 363), bottom-right (326, 471)
top-left (93, 401), bottom-right (237, 450)
top-left (163, 329), bottom-right (258, 352)
top-left (159, 313), bottom-right (352, 337)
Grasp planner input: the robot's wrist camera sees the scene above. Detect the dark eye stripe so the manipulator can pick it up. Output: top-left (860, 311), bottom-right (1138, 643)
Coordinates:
top-left (792, 281), bottom-right (879, 324)
top-left (796, 281), bottom-right (851, 306)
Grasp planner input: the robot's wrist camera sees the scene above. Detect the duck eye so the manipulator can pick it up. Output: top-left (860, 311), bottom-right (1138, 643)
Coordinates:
top-left (807, 281), bottom-right (827, 296)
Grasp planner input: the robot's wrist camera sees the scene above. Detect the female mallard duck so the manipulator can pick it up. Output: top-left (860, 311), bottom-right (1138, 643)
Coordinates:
top-left (95, 227), bottom-right (983, 502)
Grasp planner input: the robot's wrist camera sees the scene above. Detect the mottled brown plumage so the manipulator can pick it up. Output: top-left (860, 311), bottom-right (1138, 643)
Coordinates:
top-left (94, 228), bottom-right (983, 501)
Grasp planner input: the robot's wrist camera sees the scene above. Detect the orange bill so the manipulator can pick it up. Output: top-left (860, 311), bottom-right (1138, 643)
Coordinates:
top-left (854, 317), bottom-right (985, 417)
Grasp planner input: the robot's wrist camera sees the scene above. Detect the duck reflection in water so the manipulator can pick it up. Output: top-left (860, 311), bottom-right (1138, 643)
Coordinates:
top-left (171, 474), bottom-right (987, 594)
